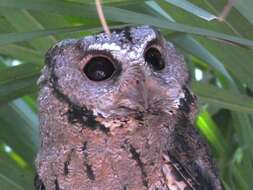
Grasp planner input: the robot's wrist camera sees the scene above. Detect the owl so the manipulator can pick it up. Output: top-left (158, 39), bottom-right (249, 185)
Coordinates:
top-left (35, 25), bottom-right (224, 190)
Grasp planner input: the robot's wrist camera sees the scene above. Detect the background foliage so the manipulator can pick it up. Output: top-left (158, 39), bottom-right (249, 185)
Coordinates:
top-left (0, 0), bottom-right (253, 189)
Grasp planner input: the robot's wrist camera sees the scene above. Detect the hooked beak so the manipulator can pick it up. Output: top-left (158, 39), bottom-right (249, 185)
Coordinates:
top-left (115, 69), bottom-right (150, 113)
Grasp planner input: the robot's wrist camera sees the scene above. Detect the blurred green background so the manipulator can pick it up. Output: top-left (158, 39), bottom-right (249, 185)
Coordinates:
top-left (0, 0), bottom-right (253, 189)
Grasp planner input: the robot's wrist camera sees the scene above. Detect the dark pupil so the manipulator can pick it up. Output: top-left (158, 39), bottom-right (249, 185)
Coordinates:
top-left (83, 57), bottom-right (115, 81)
top-left (145, 48), bottom-right (165, 70)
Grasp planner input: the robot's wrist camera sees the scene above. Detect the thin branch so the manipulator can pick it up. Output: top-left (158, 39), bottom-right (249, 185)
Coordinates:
top-left (95, 0), bottom-right (111, 36)
top-left (217, 0), bottom-right (236, 21)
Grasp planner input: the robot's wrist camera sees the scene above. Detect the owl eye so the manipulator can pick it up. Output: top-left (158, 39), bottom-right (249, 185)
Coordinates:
top-left (83, 57), bottom-right (115, 81)
top-left (144, 47), bottom-right (165, 71)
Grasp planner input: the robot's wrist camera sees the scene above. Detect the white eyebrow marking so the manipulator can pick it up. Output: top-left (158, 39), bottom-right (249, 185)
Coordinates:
top-left (88, 43), bottom-right (121, 51)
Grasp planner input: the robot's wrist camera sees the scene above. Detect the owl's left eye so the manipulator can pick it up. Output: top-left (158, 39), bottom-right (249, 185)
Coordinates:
top-left (83, 57), bottom-right (115, 81)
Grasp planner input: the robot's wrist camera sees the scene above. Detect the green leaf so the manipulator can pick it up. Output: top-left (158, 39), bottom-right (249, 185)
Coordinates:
top-left (161, 0), bottom-right (253, 89)
top-left (193, 82), bottom-right (253, 113)
top-left (235, 0), bottom-right (253, 24)
top-left (1, 8), bottom-right (57, 53)
top-left (0, 99), bottom-right (39, 165)
top-left (164, 0), bottom-right (217, 21)
top-left (0, 25), bottom-right (100, 46)
top-left (0, 64), bottom-right (41, 103)
top-left (0, 0), bottom-right (252, 47)
top-left (145, 0), bottom-right (175, 21)
top-left (170, 33), bottom-right (233, 82)
top-left (196, 110), bottom-right (227, 155)
top-left (197, 38), bottom-right (253, 90)
top-left (0, 44), bottom-right (43, 63)
top-left (0, 145), bottom-right (34, 190)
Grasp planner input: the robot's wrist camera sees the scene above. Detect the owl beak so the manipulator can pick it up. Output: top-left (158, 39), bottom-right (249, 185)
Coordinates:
top-left (116, 77), bottom-right (150, 113)
top-left (139, 79), bottom-right (149, 110)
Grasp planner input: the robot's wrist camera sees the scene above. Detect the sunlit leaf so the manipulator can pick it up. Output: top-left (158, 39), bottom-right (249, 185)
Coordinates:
top-left (164, 0), bottom-right (217, 21)
top-left (0, 144), bottom-right (34, 190)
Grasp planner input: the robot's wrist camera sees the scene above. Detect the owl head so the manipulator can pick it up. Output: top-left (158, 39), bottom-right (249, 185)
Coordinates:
top-left (39, 25), bottom-right (195, 128)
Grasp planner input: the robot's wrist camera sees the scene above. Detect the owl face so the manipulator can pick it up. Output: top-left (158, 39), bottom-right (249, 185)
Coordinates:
top-left (42, 26), bottom-right (190, 119)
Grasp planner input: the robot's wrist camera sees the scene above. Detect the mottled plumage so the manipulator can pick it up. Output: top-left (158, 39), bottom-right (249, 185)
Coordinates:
top-left (35, 25), bottom-right (224, 190)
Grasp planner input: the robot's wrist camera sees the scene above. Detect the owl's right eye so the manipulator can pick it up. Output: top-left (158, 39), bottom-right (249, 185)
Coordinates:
top-left (83, 57), bottom-right (115, 81)
top-left (144, 47), bottom-right (165, 71)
